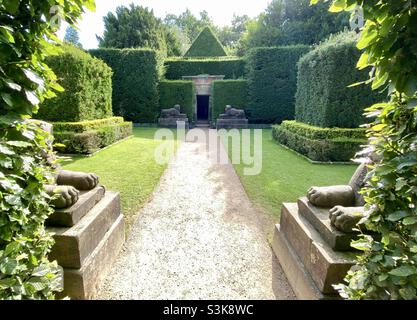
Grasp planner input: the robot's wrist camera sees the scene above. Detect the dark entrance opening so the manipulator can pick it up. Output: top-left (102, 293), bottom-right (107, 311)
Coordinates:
top-left (197, 95), bottom-right (210, 121)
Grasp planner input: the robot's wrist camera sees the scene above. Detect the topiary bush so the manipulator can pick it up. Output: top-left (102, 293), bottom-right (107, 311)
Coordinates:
top-left (295, 32), bottom-right (384, 128)
top-left (211, 80), bottom-right (248, 121)
top-left (184, 26), bottom-right (227, 57)
top-left (158, 81), bottom-right (195, 120)
top-left (272, 121), bottom-right (366, 162)
top-left (164, 57), bottom-right (245, 80)
top-left (90, 48), bottom-right (164, 123)
top-left (38, 45), bottom-right (113, 122)
top-left (246, 45), bottom-right (310, 124)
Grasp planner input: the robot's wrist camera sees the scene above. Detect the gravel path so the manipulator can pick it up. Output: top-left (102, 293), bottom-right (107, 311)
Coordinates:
top-left (97, 129), bottom-right (295, 300)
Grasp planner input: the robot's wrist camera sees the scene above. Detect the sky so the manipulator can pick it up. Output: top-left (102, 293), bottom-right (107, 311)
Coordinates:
top-left (57, 0), bottom-right (271, 49)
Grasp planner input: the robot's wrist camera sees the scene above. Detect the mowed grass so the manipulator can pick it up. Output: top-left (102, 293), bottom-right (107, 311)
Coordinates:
top-left (225, 129), bottom-right (357, 220)
top-left (61, 127), bottom-right (178, 231)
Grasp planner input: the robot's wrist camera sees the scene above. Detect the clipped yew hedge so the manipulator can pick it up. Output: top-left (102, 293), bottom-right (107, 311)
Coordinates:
top-left (38, 45), bottom-right (113, 122)
top-left (184, 26), bottom-right (227, 57)
top-left (164, 57), bottom-right (245, 80)
top-left (295, 32), bottom-right (384, 128)
top-left (90, 48), bottom-right (164, 123)
top-left (211, 80), bottom-right (248, 120)
top-left (273, 121), bottom-right (366, 162)
top-left (246, 45), bottom-right (310, 124)
top-left (158, 80), bottom-right (195, 120)
top-left (53, 117), bottom-right (132, 154)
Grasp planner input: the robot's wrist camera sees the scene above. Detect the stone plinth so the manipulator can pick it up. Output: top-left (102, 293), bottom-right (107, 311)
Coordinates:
top-left (297, 197), bottom-right (358, 251)
top-left (57, 215), bottom-right (125, 300)
top-left (47, 187), bottom-right (105, 227)
top-left (158, 118), bottom-right (189, 129)
top-left (48, 192), bottom-right (121, 269)
top-left (216, 119), bottom-right (248, 129)
top-left (47, 187), bottom-right (125, 299)
top-left (272, 202), bottom-right (356, 299)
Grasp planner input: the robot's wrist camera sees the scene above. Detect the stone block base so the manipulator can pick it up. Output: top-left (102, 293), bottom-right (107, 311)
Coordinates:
top-left (158, 118), bottom-right (189, 128)
top-left (57, 215), bottom-right (125, 300)
top-left (48, 192), bottom-right (121, 269)
top-left (297, 197), bottom-right (358, 251)
top-left (272, 202), bottom-right (356, 299)
top-left (47, 186), bottom-right (105, 227)
top-left (216, 119), bottom-right (248, 129)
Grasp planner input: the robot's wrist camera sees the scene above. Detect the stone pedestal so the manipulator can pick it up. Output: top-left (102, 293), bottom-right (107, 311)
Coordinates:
top-left (216, 118), bottom-right (248, 129)
top-left (47, 187), bottom-right (125, 299)
top-left (158, 118), bottom-right (189, 129)
top-left (272, 201), bottom-right (357, 300)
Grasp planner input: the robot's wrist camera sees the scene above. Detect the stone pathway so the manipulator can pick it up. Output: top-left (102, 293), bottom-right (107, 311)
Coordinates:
top-left (97, 129), bottom-right (295, 300)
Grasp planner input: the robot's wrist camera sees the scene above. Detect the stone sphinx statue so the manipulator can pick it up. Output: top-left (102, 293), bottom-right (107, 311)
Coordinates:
top-left (216, 105), bottom-right (248, 129)
top-left (160, 104), bottom-right (186, 118)
top-left (34, 120), bottom-right (99, 209)
top-left (307, 163), bottom-right (368, 233)
top-left (218, 105), bottom-right (246, 119)
top-left (158, 104), bottom-right (189, 128)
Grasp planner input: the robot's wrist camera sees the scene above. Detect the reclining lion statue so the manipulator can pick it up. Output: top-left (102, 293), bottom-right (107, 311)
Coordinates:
top-left (34, 120), bottom-right (99, 209)
top-left (307, 163), bottom-right (368, 233)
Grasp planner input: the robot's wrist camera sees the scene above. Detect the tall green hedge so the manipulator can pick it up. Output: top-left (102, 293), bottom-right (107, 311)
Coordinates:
top-left (246, 45), bottom-right (310, 124)
top-left (158, 80), bottom-right (195, 120)
top-left (295, 32), bottom-right (384, 128)
top-left (38, 45), bottom-right (113, 122)
top-left (211, 80), bottom-right (248, 120)
top-left (164, 57), bottom-right (245, 80)
top-left (184, 26), bottom-right (227, 57)
top-left (90, 48), bottom-right (164, 123)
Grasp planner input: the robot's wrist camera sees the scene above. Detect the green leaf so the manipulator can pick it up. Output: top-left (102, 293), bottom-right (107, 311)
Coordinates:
top-left (2, 0), bottom-right (19, 14)
top-left (404, 217), bottom-right (417, 226)
top-left (389, 266), bottom-right (417, 277)
top-left (351, 240), bottom-right (372, 251)
top-left (0, 144), bottom-right (15, 155)
top-left (6, 141), bottom-right (31, 148)
top-left (357, 26), bottom-right (378, 50)
top-left (329, 0), bottom-right (347, 13)
top-left (387, 211), bottom-right (409, 222)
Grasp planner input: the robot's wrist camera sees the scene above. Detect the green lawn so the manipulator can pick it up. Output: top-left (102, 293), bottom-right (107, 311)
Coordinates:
top-left (61, 127), bottom-right (177, 231)
top-left (225, 129), bottom-right (357, 220)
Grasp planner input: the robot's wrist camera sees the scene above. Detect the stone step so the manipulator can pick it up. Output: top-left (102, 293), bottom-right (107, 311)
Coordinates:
top-left (48, 191), bottom-right (121, 269)
top-left (297, 197), bottom-right (358, 251)
top-left (58, 214), bottom-right (125, 300)
top-left (47, 186), bottom-right (105, 227)
top-left (279, 203), bottom-right (356, 295)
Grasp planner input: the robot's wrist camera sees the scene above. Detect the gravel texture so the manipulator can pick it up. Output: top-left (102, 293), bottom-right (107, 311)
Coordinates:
top-left (97, 129), bottom-right (295, 300)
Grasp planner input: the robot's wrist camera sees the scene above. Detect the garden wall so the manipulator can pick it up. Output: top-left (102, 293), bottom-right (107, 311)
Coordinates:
top-left (90, 48), bottom-right (164, 123)
top-left (246, 45), bottom-right (310, 124)
top-left (158, 80), bottom-right (195, 120)
top-left (38, 45), bottom-right (113, 122)
top-left (211, 80), bottom-right (248, 121)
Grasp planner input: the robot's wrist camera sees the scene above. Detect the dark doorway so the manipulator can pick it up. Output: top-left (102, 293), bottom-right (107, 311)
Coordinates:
top-left (197, 95), bottom-right (210, 121)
